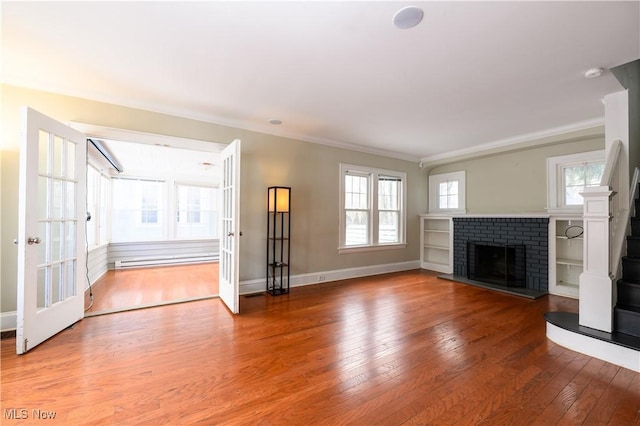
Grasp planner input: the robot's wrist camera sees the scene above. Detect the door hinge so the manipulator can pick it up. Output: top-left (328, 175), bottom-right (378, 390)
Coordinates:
top-left (23, 338), bottom-right (28, 353)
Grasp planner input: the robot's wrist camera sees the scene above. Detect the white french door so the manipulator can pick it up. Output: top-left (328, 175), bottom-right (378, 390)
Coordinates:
top-left (219, 139), bottom-right (241, 314)
top-left (16, 107), bottom-right (87, 354)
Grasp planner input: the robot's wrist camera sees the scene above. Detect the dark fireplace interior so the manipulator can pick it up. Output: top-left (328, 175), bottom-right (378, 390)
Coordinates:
top-left (467, 242), bottom-right (526, 287)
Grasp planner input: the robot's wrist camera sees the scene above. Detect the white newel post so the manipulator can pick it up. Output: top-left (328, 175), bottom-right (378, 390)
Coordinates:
top-left (579, 187), bottom-right (615, 332)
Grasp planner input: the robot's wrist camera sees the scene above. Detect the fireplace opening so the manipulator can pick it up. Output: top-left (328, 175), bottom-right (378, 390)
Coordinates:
top-left (467, 242), bottom-right (526, 287)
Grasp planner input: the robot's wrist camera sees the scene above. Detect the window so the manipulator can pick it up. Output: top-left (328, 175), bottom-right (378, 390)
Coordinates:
top-left (378, 176), bottom-right (402, 243)
top-left (339, 164), bottom-right (406, 253)
top-left (176, 184), bottom-right (218, 239)
top-left (140, 185), bottom-right (159, 224)
top-left (99, 174), bottom-right (109, 244)
top-left (86, 164), bottom-right (110, 248)
top-left (428, 171), bottom-right (466, 213)
top-left (111, 178), bottom-right (165, 242)
top-left (547, 150), bottom-right (605, 211)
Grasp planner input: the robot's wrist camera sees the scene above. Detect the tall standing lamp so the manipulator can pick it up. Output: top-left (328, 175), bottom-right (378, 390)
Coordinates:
top-left (267, 187), bottom-right (291, 295)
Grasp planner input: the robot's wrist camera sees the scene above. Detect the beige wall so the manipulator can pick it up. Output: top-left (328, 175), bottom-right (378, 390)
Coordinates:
top-left (427, 130), bottom-right (605, 213)
top-left (0, 84), bottom-right (427, 313)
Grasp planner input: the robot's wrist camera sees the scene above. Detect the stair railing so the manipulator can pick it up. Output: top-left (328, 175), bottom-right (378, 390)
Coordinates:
top-left (602, 139), bottom-right (625, 279)
top-left (613, 166), bottom-right (640, 278)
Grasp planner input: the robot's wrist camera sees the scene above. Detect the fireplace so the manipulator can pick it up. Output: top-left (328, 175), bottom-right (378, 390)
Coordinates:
top-left (467, 242), bottom-right (526, 287)
top-left (453, 217), bottom-right (548, 292)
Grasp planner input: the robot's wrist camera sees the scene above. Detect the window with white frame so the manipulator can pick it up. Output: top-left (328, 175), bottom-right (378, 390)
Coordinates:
top-left (176, 184), bottom-right (218, 239)
top-left (111, 178), bottom-right (166, 242)
top-left (547, 150), bottom-right (605, 211)
top-left (86, 164), bottom-right (111, 248)
top-left (339, 164), bottom-right (406, 252)
top-left (428, 171), bottom-right (466, 213)
top-left (99, 174), bottom-right (109, 244)
top-left (378, 175), bottom-right (402, 243)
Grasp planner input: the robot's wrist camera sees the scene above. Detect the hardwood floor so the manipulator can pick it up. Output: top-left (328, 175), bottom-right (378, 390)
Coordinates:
top-left (85, 263), bottom-right (219, 314)
top-left (2, 270), bottom-right (638, 425)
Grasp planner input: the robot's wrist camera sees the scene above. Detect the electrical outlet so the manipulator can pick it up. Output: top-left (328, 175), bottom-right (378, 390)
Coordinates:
top-left (318, 275), bottom-right (325, 281)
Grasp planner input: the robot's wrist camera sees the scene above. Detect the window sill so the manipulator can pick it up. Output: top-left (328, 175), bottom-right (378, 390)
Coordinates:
top-left (338, 243), bottom-right (407, 254)
top-left (428, 208), bottom-right (466, 215)
top-left (546, 207), bottom-right (584, 215)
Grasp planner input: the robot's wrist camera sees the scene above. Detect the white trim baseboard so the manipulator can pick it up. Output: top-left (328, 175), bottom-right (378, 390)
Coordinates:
top-left (546, 321), bottom-right (640, 372)
top-left (1, 311), bottom-right (17, 332)
top-left (240, 260), bottom-right (420, 295)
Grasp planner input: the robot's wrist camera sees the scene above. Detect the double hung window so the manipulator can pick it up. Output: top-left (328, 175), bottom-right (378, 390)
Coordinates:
top-left (340, 164), bottom-right (406, 253)
top-left (86, 164), bottom-right (110, 248)
top-left (176, 184), bottom-right (218, 239)
top-left (547, 150), bottom-right (605, 211)
top-left (111, 178), bottom-right (165, 241)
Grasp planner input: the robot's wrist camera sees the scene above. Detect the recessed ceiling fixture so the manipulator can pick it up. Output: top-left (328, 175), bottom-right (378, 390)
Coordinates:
top-left (393, 6), bottom-right (424, 29)
top-left (584, 67), bottom-right (605, 79)
top-left (269, 119), bottom-right (282, 125)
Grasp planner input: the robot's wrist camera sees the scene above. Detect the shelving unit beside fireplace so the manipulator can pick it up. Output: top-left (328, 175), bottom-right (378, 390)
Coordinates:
top-left (549, 217), bottom-right (583, 299)
top-left (420, 215), bottom-right (453, 273)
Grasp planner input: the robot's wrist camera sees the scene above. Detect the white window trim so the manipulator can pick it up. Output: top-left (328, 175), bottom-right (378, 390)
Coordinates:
top-left (338, 163), bottom-right (407, 254)
top-left (428, 171), bottom-right (466, 214)
top-left (175, 182), bottom-right (219, 239)
top-left (546, 150), bottom-right (605, 213)
top-left (86, 161), bottom-right (112, 249)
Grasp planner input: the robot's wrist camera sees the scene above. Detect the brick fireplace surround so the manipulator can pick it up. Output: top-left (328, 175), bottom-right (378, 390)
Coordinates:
top-left (452, 217), bottom-right (549, 293)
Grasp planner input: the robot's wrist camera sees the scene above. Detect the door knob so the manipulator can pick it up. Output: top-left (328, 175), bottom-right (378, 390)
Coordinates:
top-left (27, 237), bottom-right (41, 245)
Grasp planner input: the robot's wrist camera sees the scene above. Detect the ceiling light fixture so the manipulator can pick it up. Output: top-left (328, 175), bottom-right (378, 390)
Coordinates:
top-left (584, 67), bottom-right (605, 79)
top-left (393, 6), bottom-right (424, 29)
top-left (269, 119), bottom-right (282, 125)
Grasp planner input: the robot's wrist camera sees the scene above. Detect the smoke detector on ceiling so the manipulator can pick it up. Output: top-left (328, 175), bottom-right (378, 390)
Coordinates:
top-left (584, 68), bottom-right (605, 79)
top-left (393, 6), bottom-right (424, 29)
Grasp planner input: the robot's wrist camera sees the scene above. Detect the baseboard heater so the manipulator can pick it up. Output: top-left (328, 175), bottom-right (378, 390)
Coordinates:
top-left (114, 253), bottom-right (218, 270)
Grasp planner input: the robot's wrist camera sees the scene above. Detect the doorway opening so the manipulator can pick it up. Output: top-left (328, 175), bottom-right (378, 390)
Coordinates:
top-left (79, 126), bottom-right (226, 316)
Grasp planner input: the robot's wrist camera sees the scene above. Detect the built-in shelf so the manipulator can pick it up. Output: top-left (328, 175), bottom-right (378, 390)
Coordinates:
top-left (556, 258), bottom-right (583, 267)
top-left (424, 244), bottom-right (449, 250)
top-left (420, 215), bottom-right (453, 274)
top-left (549, 217), bottom-right (584, 299)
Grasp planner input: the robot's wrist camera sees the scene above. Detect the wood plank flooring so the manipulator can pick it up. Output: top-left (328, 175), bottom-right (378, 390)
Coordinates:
top-left (2, 270), bottom-right (638, 425)
top-left (85, 263), bottom-right (218, 314)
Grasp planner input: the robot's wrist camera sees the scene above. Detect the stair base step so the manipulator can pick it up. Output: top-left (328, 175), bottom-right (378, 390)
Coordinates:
top-left (545, 311), bottom-right (640, 372)
top-left (617, 280), bottom-right (640, 308)
top-left (615, 305), bottom-right (640, 338)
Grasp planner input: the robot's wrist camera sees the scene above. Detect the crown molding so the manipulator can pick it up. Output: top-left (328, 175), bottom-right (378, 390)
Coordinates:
top-left (2, 81), bottom-right (417, 162)
top-left (419, 118), bottom-right (605, 168)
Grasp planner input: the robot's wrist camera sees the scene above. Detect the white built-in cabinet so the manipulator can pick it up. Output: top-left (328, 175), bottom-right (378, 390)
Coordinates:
top-left (419, 213), bottom-right (585, 296)
top-left (420, 214), bottom-right (453, 273)
top-left (548, 216), bottom-right (584, 298)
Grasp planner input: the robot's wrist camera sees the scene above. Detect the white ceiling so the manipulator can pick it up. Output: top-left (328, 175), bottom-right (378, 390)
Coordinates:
top-left (98, 139), bottom-right (221, 180)
top-left (2, 1), bottom-right (639, 162)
